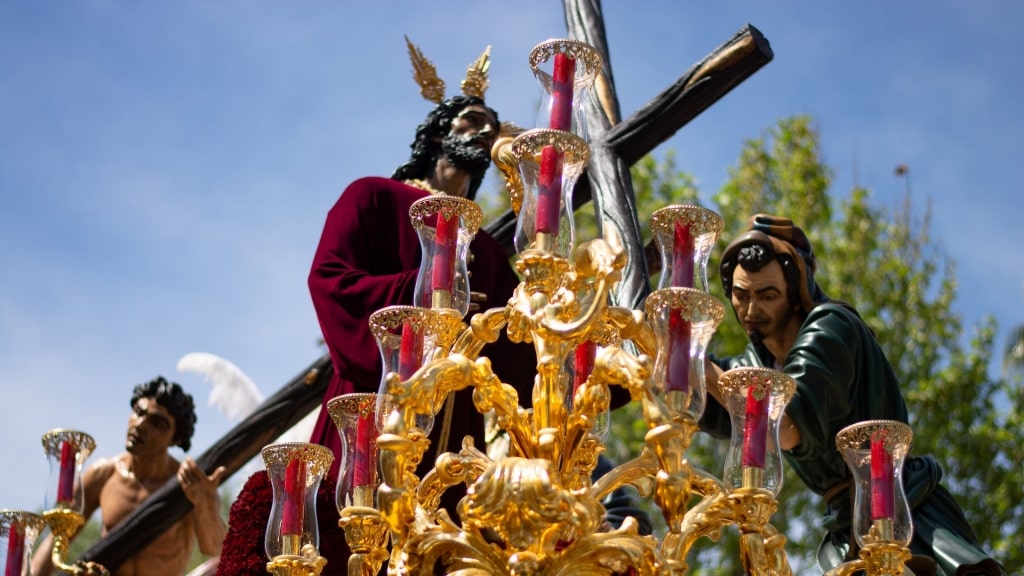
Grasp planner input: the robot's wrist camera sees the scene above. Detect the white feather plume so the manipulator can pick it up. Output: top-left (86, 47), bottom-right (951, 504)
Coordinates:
top-left (177, 352), bottom-right (264, 421)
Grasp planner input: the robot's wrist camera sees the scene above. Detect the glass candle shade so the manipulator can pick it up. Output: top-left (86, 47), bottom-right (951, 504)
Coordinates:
top-left (40, 429), bottom-right (96, 512)
top-left (409, 195), bottom-right (483, 315)
top-left (529, 38), bottom-right (603, 140)
top-left (1, 510), bottom-right (45, 576)
top-left (328, 393), bottom-right (381, 510)
top-left (644, 288), bottom-right (725, 422)
top-left (719, 368), bottom-right (796, 494)
top-left (369, 305), bottom-right (448, 435)
top-left (650, 205), bottom-right (724, 291)
top-left (262, 442), bottom-right (333, 559)
top-left (835, 420), bottom-right (914, 547)
top-left (510, 129), bottom-right (589, 257)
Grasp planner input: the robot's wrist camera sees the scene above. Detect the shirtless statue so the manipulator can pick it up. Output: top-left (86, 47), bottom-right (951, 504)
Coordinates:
top-left (32, 376), bottom-right (227, 576)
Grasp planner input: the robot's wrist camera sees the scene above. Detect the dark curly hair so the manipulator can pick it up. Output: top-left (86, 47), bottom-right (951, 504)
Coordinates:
top-left (391, 94), bottom-right (498, 201)
top-left (130, 376), bottom-right (197, 452)
top-left (721, 242), bottom-right (803, 312)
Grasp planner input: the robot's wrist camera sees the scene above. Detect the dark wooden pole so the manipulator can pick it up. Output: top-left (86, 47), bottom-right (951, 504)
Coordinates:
top-left (78, 355), bottom-right (333, 570)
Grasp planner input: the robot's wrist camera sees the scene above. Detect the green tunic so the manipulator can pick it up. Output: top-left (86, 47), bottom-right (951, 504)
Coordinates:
top-left (701, 302), bottom-right (1004, 575)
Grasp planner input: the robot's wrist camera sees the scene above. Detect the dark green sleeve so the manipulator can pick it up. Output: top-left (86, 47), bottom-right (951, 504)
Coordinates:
top-left (782, 304), bottom-right (859, 462)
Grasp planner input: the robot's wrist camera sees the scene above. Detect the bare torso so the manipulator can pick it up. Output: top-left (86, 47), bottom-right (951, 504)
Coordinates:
top-left (96, 454), bottom-right (196, 576)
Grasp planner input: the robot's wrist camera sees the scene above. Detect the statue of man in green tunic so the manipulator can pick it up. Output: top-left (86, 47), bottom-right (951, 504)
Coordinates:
top-left (700, 214), bottom-right (1005, 575)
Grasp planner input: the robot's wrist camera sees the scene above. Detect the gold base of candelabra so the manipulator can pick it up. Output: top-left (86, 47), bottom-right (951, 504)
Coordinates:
top-left (823, 540), bottom-right (912, 576)
top-left (339, 506), bottom-right (389, 576)
top-left (42, 508), bottom-right (110, 575)
top-left (266, 545), bottom-right (328, 576)
top-left (669, 485), bottom-right (791, 576)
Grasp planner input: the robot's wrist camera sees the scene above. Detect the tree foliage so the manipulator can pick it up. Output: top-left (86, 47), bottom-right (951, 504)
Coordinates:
top-left (596, 116), bottom-right (1022, 573)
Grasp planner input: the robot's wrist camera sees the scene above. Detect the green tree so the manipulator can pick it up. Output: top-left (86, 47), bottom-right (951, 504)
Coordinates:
top-left (599, 115), bottom-right (1021, 573)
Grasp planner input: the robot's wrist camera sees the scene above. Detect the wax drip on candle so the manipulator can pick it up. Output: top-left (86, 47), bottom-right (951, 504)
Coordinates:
top-left (573, 341), bottom-right (597, 395)
top-left (398, 319), bottom-right (424, 380)
top-left (430, 210), bottom-right (458, 295)
top-left (741, 382), bottom-right (769, 469)
top-left (871, 429), bottom-right (895, 520)
top-left (670, 221), bottom-right (695, 288)
top-left (281, 457), bottom-right (306, 536)
top-left (549, 53), bottom-right (576, 132)
top-left (535, 145), bottom-right (564, 235)
top-left (353, 403), bottom-right (376, 489)
top-left (665, 311), bottom-right (692, 393)
top-left (5, 521), bottom-right (24, 576)
top-left (57, 440), bottom-right (75, 504)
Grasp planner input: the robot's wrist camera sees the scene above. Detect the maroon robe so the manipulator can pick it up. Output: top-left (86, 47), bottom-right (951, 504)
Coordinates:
top-left (307, 176), bottom-right (536, 480)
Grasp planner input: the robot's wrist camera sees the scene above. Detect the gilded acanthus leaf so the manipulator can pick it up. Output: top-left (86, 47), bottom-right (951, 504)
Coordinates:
top-left (405, 34), bottom-right (445, 104)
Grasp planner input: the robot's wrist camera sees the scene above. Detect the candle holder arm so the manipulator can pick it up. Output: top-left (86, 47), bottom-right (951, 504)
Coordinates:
top-left (416, 439), bottom-right (491, 514)
top-left (603, 305), bottom-right (656, 357)
top-left (452, 306), bottom-right (507, 358)
top-left (391, 354), bottom-right (476, 420)
top-left (539, 236), bottom-right (625, 339)
top-left (590, 448), bottom-right (658, 502)
top-left (663, 468), bottom-right (731, 567)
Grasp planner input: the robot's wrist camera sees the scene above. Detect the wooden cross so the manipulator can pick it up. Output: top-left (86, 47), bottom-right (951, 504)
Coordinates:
top-left (79, 1), bottom-right (772, 568)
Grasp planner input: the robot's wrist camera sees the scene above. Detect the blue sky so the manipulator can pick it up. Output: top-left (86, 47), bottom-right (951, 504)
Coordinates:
top-left (2, 1), bottom-right (1022, 520)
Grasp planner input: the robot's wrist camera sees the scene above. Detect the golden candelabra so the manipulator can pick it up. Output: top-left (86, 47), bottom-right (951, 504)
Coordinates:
top-left (39, 429), bottom-right (110, 576)
top-left (257, 38), bottom-right (914, 576)
top-left (823, 421), bottom-right (915, 576)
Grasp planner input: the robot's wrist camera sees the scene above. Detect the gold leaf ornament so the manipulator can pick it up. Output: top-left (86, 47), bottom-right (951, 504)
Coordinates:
top-left (405, 34), bottom-right (445, 104)
top-left (405, 36), bottom-right (491, 103)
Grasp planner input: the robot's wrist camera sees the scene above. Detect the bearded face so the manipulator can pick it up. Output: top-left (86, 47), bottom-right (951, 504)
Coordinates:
top-left (440, 131), bottom-right (492, 177)
top-left (729, 260), bottom-right (801, 353)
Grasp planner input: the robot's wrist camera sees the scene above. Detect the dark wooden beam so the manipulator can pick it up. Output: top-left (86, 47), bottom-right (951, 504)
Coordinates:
top-left (606, 23), bottom-right (774, 166)
top-left (78, 355), bottom-right (333, 571)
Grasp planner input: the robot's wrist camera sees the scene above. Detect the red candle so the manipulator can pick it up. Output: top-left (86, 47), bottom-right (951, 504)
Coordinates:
top-left (280, 457), bottom-right (306, 536)
top-left (871, 430), bottom-right (895, 520)
top-left (57, 440), bottom-right (75, 504)
top-left (398, 319), bottom-right (424, 380)
top-left (665, 311), bottom-right (691, 393)
top-left (549, 53), bottom-right (576, 131)
top-left (5, 521), bottom-right (24, 576)
top-left (430, 210), bottom-right (458, 294)
top-left (535, 145), bottom-right (563, 235)
top-left (670, 221), bottom-right (694, 288)
top-left (353, 406), bottom-right (376, 488)
top-left (741, 384), bottom-right (769, 468)
top-left (573, 341), bottom-right (597, 394)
